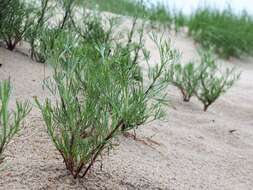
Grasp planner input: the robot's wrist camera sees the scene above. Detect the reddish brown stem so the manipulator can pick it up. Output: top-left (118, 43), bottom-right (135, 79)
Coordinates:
top-left (81, 120), bottom-right (124, 178)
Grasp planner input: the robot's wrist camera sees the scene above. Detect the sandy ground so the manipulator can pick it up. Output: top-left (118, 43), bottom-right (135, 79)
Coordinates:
top-left (0, 16), bottom-right (253, 190)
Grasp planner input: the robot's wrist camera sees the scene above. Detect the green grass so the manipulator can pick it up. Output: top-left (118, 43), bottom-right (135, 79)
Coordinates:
top-left (82, 0), bottom-right (253, 59)
top-left (81, 0), bottom-right (174, 25)
top-left (82, 0), bottom-right (146, 16)
top-left (188, 8), bottom-right (253, 58)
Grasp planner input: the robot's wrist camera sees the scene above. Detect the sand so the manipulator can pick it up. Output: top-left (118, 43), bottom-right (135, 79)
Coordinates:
top-left (0, 16), bottom-right (253, 190)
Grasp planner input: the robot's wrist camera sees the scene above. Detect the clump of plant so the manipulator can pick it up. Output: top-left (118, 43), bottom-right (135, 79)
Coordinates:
top-left (72, 11), bottom-right (115, 45)
top-left (173, 11), bottom-right (188, 32)
top-left (167, 61), bottom-right (200, 102)
top-left (81, 0), bottom-right (176, 28)
top-left (31, 27), bottom-right (63, 63)
top-left (168, 49), bottom-right (240, 111)
top-left (148, 3), bottom-right (173, 26)
top-left (188, 8), bottom-right (253, 58)
top-left (35, 20), bottom-right (176, 178)
top-left (195, 50), bottom-right (240, 111)
top-left (29, 0), bottom-right (78, 62)
top-left (0, 80), bottom-right (31, 164)
top-left (26, 0), bottom-right (51, 60)
top-left (0, 0), bottom-right (9, 20)
top-left (0, 0), bottom-right (35, 51)
top-left (70, 11), bottom-right (117, 64)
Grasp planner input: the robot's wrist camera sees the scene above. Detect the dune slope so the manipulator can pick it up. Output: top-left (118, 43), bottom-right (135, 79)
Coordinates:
top-left (0, 18), bottom-right (253, 190)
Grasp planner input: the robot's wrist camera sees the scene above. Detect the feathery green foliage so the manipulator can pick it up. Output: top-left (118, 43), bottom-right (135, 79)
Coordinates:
top-left (173, 11), bottom-right (188, 32)
top-left (82, 0), bottom-right (146, 17)
top-left (168, 49), bottom-right (240, 110)
top-left (29, 0), bottom-right (78, 62)
top-left (188, 8), bottom-right (253, 58)
top-left (195, 50), bottom-right (240, 111)
top-left (26, 0), bottom-right (51, 60)
top-left (35, 18), bottom-right (176, 178)
top-left (0, 80), bottom-right (31, 164)
top-left (0, 0), bottom-right (35, 50)
top-left (148, 3), bottom-right (173, 25)
top-left (82, 0), bottom-right (173, 25)
top-left (81, 0), bottom-right (189, 32)
top-left (167, 61), bottom-right (200, 102)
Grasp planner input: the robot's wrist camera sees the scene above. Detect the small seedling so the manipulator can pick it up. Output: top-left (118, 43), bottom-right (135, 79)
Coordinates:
top-left (0, 80), bottom-right (31, 164)
top-left (167, 61), bottom-right (200, 102)
top-left (195, 50), bottom-right (240, 111)
top-left (168, 49), bottom-right (240, 111)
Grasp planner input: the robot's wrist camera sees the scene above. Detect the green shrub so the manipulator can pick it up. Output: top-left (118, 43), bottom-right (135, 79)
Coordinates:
top-left (167, 61), bottom-right (200, 102)
top-left (188, 8), bottom-right (253, 58)
top-left (82, 0), bottom-right (147, 18)
top-left (33, 10), bottom-right (114, 63)
top-left (0, 0), bottom-right (35, 51)
top-left (0, 80), bottom-right (31, 164)
top-left (31, 27), bottom-right (63, 63)
top-left (148, 3), bottom-right (173, 26)
top-left (57, 0), bottom-right (78, 29)
top-left (195, 50), bottom-right (240, 111)
top-left (168, 49), bottom-right (240, 111)
top-left (29, 0), bottom-right (81, 63)
top-left (0, 0), bottom-right (9, 18)
top-left (35, 24), bottom-right (175, 178)
top-left (82, 0), bottom-right (174, 26)
top-left (26, 0), bottom-right (51, 60)
top-left (173, 11), bottom-right (188, 32)
top-left (74, 12), bottom-right (114, 44)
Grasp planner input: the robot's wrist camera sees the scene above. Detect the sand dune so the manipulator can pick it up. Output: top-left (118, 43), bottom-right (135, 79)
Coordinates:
top-left (0, 16), bottom-right (253, 190)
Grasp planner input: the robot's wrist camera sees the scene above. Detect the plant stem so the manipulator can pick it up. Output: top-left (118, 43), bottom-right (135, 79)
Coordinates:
top-left (81, 120), bottom-right (123, 178)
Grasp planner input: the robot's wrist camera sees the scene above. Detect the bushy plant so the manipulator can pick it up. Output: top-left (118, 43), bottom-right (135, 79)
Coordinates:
top-left (0, 0), bottom-right (9, 18)
top-left (167, 61), bottom-right (200, 102)
top-left (28, 0), bottom-right (78, 62)
top-left (195, 50), bottom-right (240, 111)
top-left (0, 0), bottom-right (35, 50)
top-left (35, 22), bottom-right (176, 178)
top-left (188, 8), bottom-right (253, 58)
top-left (57, 0), bottom-right (78, 30)
top-left (31, 27), bottom-right (63, 63)
top-left (34, 9), bottom-right (116, 63)
top-left (81, 0), bottom-right (175, 27)
top-left (27, 0), bottom-right (51, 60)
top-left (168, 49), bottom-right (240, 111)
top-left (0, 80), bottom-right (31, 164)
top-left (148, 3), bottom-right (173, 26)
top-left (73, 11), bottom-right (114, 45)
top-left (173, 11), bottom-right (187, 32)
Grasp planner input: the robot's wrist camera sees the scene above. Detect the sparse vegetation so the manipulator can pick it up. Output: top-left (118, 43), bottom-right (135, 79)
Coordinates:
top-left (82, 0), bottom-right (174, 26)
top-left (27, 0), bottom-right (51, 60)
top-left (2, 0), bottom-right (251, 59)
top-left (195, 50), bottom-right (240, 111)
top-left (0, 80), bottom-right (31, 164)
top-left (168, 49), bottom-right (240, 111)
top-left (173, 11), bottom-right (187, 32)
top-left (167, 61), bottom-right (200, 102)
top-left (0, 0), bottom-right (35, 50)
top-left (0, 0), bottom-right (248, 185)
top-left (26, 0), bottom-right (79, 62)
top-left (188, 8), bottom-right (253, 58)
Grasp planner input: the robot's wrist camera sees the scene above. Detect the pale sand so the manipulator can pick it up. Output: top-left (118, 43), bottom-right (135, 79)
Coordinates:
top-left (0, 16), bottom-right (253, 190)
